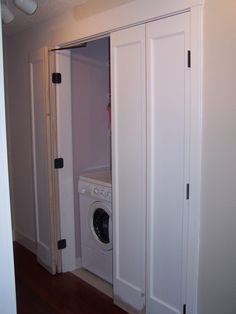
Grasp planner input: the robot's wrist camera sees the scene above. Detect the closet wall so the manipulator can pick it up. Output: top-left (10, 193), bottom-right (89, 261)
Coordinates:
top-left (71, 38), bottom-right (110, 259)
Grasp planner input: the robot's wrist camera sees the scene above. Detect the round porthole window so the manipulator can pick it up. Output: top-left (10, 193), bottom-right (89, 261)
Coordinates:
top-left (89, 201), bottom-right (112, 251)
top-left (93, 208), bottom-right (109, 244)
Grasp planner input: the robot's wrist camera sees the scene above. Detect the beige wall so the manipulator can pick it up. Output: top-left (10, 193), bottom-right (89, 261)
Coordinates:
top-left (6, 32), bottom-right (36, 249)
top-left (199, 0), bottom-right (236, 313)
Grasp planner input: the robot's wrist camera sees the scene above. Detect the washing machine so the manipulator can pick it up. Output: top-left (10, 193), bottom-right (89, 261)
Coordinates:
top-left (78, 168), bottom-right (112, 284)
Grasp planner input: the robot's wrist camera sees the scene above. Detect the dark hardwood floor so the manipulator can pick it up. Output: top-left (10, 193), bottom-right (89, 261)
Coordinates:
top-left (14, 243), bottom-right (126, 314)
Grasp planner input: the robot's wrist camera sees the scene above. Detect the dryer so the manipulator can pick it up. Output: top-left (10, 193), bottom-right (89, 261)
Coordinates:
top-left (78, 169), bottom-right (112, 284)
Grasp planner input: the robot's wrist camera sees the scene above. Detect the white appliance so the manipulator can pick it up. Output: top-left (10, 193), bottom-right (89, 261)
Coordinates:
top-left (78, 169), bottom-right (112, 283)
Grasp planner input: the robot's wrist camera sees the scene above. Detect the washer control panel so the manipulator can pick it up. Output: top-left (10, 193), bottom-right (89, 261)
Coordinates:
top-left (78, 180), bottom-right (112, 202)
top-left (91, 184), bottom-right (112, 202)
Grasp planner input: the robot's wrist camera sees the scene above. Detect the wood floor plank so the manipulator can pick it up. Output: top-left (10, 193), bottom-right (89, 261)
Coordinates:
top-left (14, 243), bottom-right (126, 314)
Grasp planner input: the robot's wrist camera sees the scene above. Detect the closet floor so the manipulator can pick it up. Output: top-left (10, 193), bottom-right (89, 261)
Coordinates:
top-left (14, 242), bottom-right (126, 314)
top-left (72, 267), bottom-right (113, 298)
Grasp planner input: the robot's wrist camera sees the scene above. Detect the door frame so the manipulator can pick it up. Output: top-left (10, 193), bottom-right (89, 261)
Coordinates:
top-left (185, 6), bottom-right (203, 313)
top-left (52, 5), bottom-right (202, 313)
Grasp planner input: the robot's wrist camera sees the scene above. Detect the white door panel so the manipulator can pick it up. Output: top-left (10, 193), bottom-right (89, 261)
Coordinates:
top-left (146, 13), bottom-right (190, 314)
top-left (30, 47), bottom-right (56, 274)
top-left (54, 50), bottom-right (76, 272)
top-left (111, 25), bottom-right (146, 313)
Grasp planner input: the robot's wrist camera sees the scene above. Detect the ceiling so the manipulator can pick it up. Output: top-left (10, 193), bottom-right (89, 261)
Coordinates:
top-left (2, 0), bottom-right (134, 36)
top-left (2, 0), bottom-right (88, 36)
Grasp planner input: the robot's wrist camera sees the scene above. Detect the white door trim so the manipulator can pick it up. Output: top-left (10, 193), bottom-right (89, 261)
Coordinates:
top-left (185, 6), bottom-right (203, 314)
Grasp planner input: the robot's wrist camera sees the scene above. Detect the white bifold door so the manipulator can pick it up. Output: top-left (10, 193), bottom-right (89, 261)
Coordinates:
top-left (29, 47), bottom-right (57, 274)
top-left (111, 25), bottom-right (146, 313)
top-left (111, 12), bottom-right (192, 314)
top-left (146, 13), bottom-right (190, 314)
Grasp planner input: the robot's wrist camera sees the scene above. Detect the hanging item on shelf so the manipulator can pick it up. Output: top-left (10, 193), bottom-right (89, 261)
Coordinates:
top-left (106, 103), bottom-right (111, 130)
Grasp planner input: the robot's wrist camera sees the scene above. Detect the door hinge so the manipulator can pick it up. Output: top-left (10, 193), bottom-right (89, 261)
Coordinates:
top-left (54, 158), bottom-right (64, 169)
top-left (57, 239), bottom-right (66, 250)
top-left (186, 183), bottom-right (190, 200)
top-left (187, 50), bottom-right (191, 68)
top-left (183, 304), bottom-right (186, 314)
top-left (52, 72), bottom-right (62, 84)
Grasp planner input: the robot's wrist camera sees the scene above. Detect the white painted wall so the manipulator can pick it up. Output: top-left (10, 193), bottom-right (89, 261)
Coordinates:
top-left (5, 35), bottom-right (36, 253)
top-left (198, 1), bottom-right (236, 313)
top-left (71, 38), bottom-right (110, 174)
top-left (71, 37), bottom-right (110, 258)
top-left (0, 19), bottom-right (16, 314)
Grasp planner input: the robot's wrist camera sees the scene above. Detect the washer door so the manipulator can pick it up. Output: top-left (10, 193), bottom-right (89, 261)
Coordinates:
top-left (89, 201), bottom-right (112, 251)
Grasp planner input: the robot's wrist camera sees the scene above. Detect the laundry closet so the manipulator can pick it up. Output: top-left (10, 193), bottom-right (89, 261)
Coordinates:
top-left (69, 37), bottom-right (113, 286)
top-left (53, 7), bottom-right (201, 314)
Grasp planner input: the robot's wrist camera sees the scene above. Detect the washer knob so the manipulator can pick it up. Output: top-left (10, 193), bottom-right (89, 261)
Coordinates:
top-left (101, 190), bottom-right (106, 197)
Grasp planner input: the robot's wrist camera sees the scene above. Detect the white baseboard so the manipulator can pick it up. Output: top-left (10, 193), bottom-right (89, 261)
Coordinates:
top-left (14, 229), bottom-right (36, 254)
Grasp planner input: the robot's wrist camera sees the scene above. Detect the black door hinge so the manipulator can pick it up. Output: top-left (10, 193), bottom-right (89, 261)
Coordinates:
top-left (54, 158), bottom-right (64, 169)
top-left (186, 184), bottom-right (190, 200)
top-left (57, 239), bottom-right (66, 250)
top-left (52, 72), bottom-right (62, 84)
top-left (187, 50), bottom-right (191, 68)
top-left (183, 304), bottom-right (186, 314)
